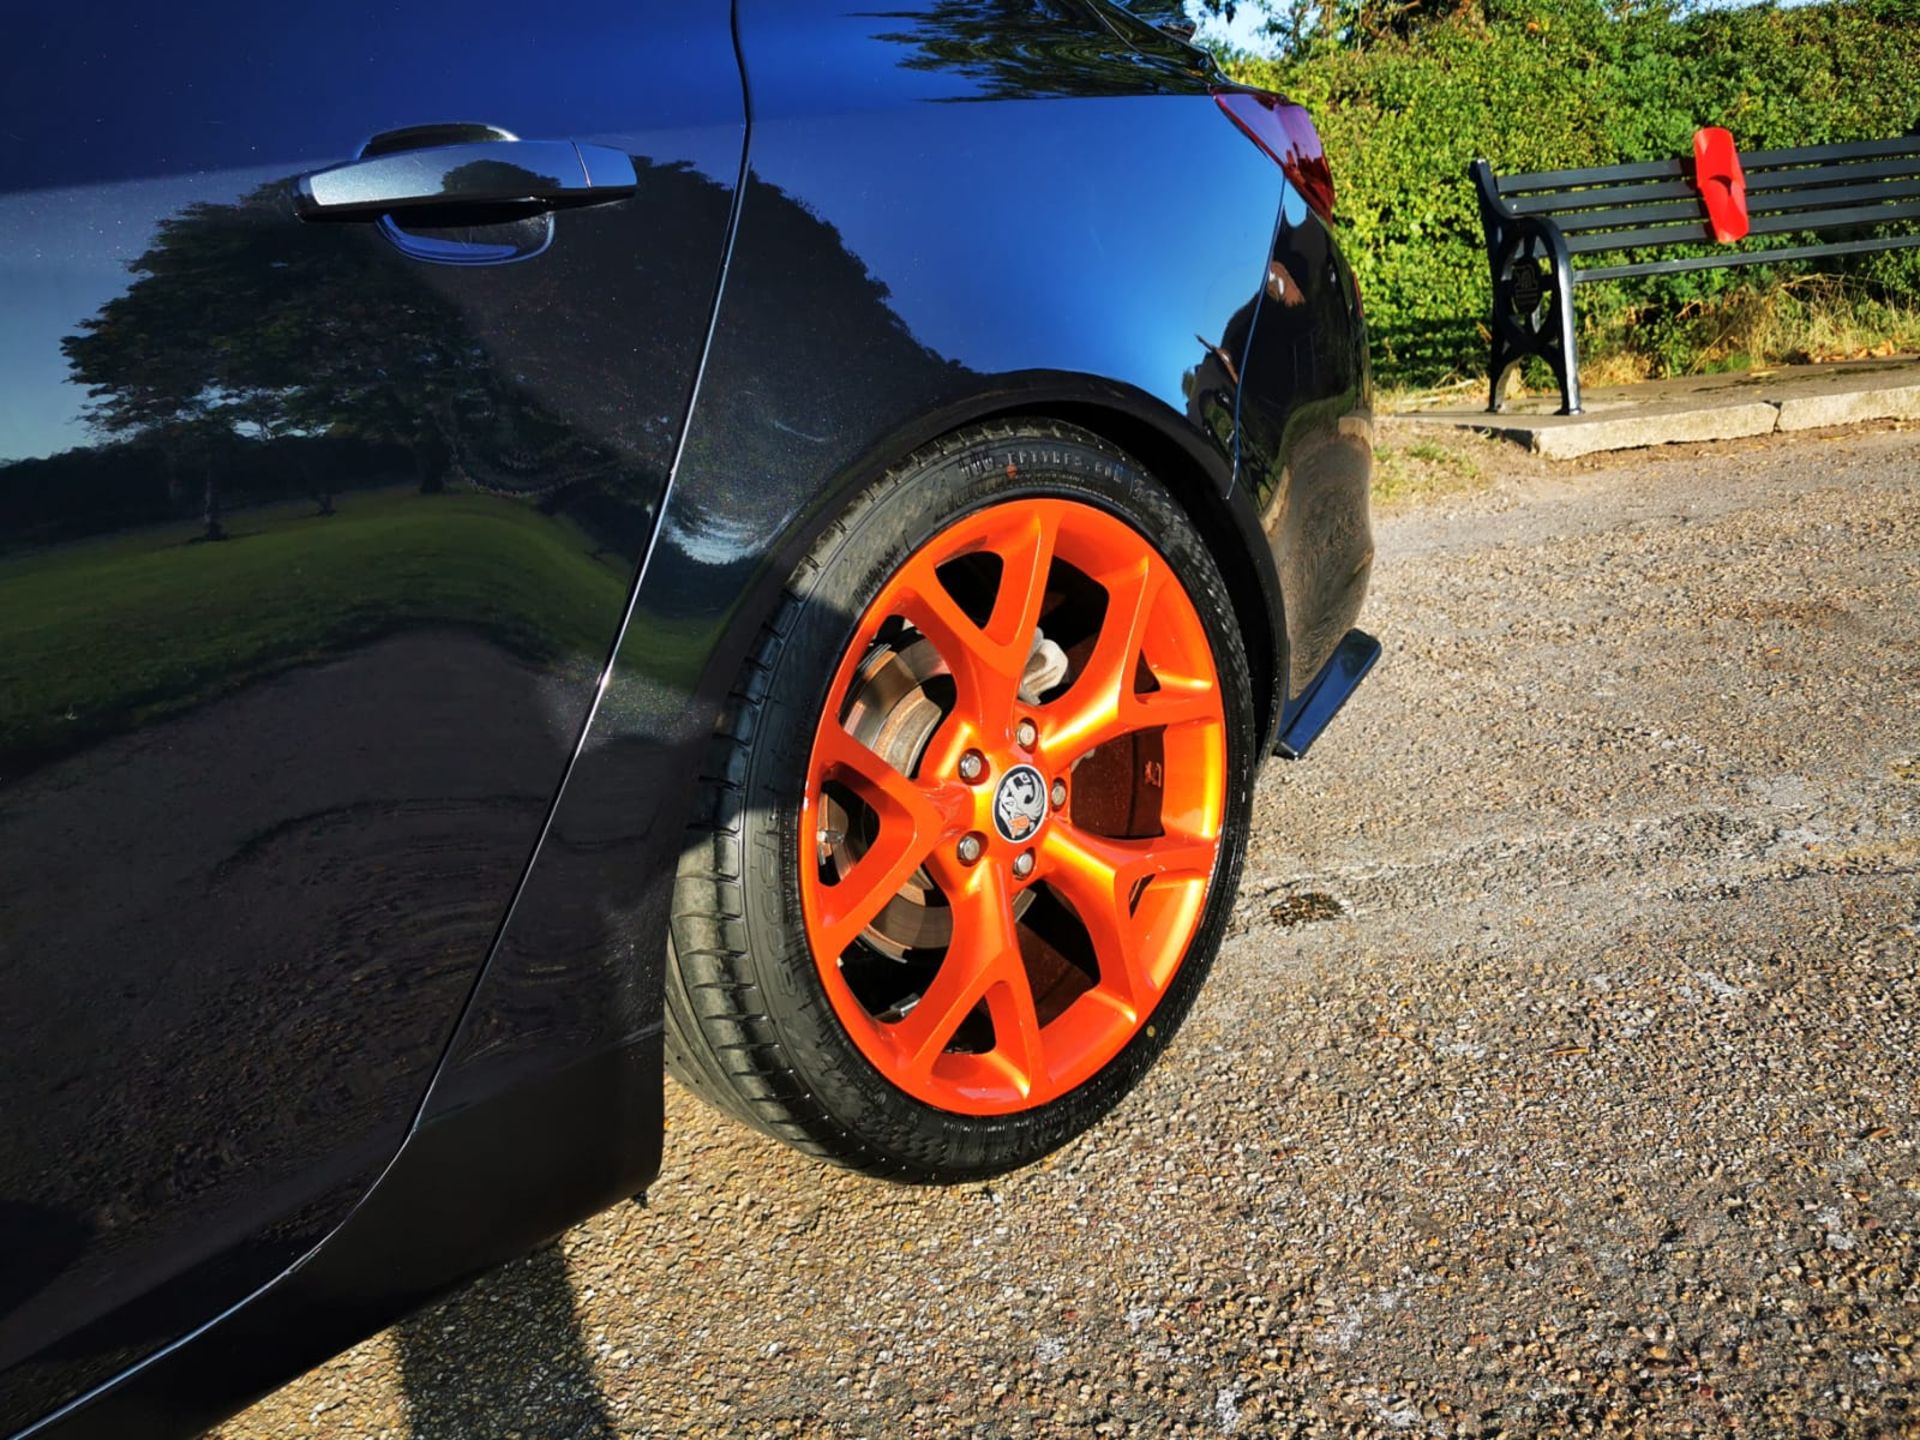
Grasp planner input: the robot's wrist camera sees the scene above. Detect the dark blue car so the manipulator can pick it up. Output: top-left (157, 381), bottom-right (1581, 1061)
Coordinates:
top-left (0, 2), bottom-right (1375, 1433)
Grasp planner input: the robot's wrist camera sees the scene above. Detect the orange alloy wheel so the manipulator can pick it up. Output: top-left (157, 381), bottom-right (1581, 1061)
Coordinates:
top-left (799, 498), bottom-right (1227, 1116)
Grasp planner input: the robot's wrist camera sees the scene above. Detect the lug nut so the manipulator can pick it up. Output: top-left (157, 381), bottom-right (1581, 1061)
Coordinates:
top-left (1015, 717), bottom-right (1038, 748)
top-left (1012, 849), bottom-right (1036, 879)
top-left (1050, 778), bottom-right (1067, 809)
top-left (958, 750), bottom-right (987, 783)
top-left (957, 832), bottom-right (985, 866)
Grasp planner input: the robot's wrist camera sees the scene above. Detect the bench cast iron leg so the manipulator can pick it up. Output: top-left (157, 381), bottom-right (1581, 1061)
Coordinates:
top-left (1551, 260), bottom-right (1582, 416)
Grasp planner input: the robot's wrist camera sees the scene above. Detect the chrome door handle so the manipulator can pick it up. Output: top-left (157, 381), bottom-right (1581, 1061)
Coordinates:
top-left (294, 139), bottom-right (636, 220)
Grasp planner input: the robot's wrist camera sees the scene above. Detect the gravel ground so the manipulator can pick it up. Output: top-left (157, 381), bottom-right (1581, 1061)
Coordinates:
top-left (220, 421), bottom-right (1920, 1440)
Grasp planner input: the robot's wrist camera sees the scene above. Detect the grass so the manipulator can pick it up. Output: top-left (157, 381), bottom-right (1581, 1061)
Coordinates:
top-left (1372, 433), bottom-right (1488, 508)
top-left (1380, 278), bottom-right (1920, 406)
top-left (0, 488), bottom-right (632, 770)
top-left (1579, 277), bottom-right (1920, 388)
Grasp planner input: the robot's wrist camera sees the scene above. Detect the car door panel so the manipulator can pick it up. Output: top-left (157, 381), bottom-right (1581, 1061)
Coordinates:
top-left (0, 4), bottom-right (743, 1429)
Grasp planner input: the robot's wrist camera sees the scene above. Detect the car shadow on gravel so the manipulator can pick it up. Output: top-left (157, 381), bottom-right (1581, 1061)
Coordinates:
top-left (394, 1243), bottom-right (614, 1440)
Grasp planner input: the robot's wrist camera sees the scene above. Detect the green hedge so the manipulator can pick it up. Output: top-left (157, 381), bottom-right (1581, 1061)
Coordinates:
top-left (1228, 0), bottom-right (1920, 388)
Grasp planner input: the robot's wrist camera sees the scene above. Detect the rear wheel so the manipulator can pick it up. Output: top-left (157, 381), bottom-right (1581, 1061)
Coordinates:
top-left (665, 420), bottom-right (1255, 1180)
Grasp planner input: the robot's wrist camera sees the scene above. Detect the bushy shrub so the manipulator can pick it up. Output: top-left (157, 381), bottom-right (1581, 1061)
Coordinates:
top-left (1227, 0), bottom-right (1920, 388)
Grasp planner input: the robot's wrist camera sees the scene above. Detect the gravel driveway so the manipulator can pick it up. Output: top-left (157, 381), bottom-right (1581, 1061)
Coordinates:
top-left (220, 421), bottom-right (1920, 1440)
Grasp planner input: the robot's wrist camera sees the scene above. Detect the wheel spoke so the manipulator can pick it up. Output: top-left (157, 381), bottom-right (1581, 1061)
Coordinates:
top-left (1039, 556), bottom-right (1222, 765)
top-left (912, 707), bottom-right (980, 787)
top-left (897, 508), bottom-right (1059, 727)
top-left (809, 724), bottom-right (946, 958)
top-left (1130, 673), bottom-right (1220, 731)
top-left (1040, 822), bottom-right (1147, 1007)
top-left (1038, 556), bottom-right (1158, 764)
top-left (896, 585), bottom-right (1013, 729)
top-left (984, 506), bottom-right (1059, 665)
top-left (1040, 820), bottom-right (1217, 1008)
top-left (813, 720), bottom-right (951, 832)
top-left (888, 866), bottom-right (1020, 1075)
top-left (984, 970), bottom-right (1045, 1094)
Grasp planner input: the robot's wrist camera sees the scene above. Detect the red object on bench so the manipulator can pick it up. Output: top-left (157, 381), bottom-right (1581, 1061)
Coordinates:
top-left (1694, 127), bottom-right (1750, 243)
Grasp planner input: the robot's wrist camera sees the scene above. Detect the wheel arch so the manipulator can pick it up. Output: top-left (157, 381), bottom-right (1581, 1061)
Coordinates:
top-left (713, 386), bottom-right (1290, 759)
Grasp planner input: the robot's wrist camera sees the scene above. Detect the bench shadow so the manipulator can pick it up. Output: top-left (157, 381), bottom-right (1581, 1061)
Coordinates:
top-left (394, 1243), bottom-right (615, 1440)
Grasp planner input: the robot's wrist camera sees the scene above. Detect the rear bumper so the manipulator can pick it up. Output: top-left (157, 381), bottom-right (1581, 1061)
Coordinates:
top-left (1233, 206), bottom-right (1374, 713)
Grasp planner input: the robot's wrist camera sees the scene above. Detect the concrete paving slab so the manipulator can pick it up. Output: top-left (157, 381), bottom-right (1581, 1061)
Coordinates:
top-left (1473, 402), bottom-right (1781, 459)
top-left (1395, 355), bottom-right (1920, 458)
top-left (1775, 380), bottom-right (1920, 431)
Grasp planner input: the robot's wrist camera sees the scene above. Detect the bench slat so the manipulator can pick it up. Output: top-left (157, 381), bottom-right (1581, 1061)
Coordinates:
top-left (1507, 178), bottom-right (1701, 214)
top-left (1555, 197), bottom-right (1708, 233)
top-left (1748, 176), bottom-right (1920, 216)
top-left (1746, 197), bottom-right (1920, 237)
top-left (1562, 196), bottom-right (1920, 254)
top-left (1496, 157), bottom-right (1685, 193)
top-left (1509, 166), bottom-right (1920, 222)
top-left (1493, 138), bottom-right (1920, 204)
top-left (1747, 155), bottom-right (1920, 191)
top-left (1743, 135), bottom-right (1920, 169)
top-left (1563, 221), bottom-right (1711, 254)
top-left (1572, 232), bottom-right (1920, 284)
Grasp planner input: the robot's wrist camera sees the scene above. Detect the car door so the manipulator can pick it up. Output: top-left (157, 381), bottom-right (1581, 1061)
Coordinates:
top-left (0, 2), bottom-right (743, 1427)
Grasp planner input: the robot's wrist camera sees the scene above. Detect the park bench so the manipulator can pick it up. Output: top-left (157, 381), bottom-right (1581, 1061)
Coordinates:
top-left (1471, 132), bottom-right (1920, 415)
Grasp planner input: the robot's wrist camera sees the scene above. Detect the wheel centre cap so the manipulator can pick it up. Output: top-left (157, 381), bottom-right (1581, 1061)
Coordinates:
top-left (991, 763), bottom-right (1049, 844)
